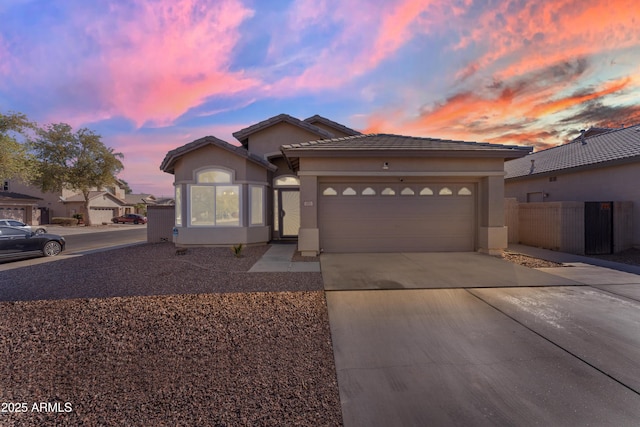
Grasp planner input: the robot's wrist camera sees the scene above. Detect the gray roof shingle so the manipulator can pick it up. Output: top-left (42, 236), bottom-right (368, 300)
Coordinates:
top-left (232, 113), bottom-right (335, 145)
top-left (282, 133), bottom-right (532, 155)
top-left (160, 136), bottom-right (277, 174)
top-left (505, 124), bottom-right (640, 179)
top-left (303, 114), bottom-right (361, 136)
top-left (0, 191), bottom-right (42, 201)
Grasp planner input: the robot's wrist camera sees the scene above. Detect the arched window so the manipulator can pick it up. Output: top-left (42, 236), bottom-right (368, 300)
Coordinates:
top-left (458, 187), bottom-right (472, 196)
top-left (322, 187), bottom-right (337, 196)
top-left (362, 187), bottom-right (376, 196)
top-left (419, 187), bottom-right (433, 196)
top-left (439, 187), bottom-right (453, 195)
top-left (197, 169), bottom-right (232, 183)
top-left (400, 187), bottom-right (415, 196)
top-left (342, 187), bottom-right (357, 196)
top-left (381, 187), bottom-right (396, 196)
top-left (274, 176), bottom-right (300, 187)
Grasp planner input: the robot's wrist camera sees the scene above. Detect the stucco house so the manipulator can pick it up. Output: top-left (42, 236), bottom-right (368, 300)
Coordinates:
top-left (3, 178), bottom-right (150, 224)
top-left (0, 191), bottom-right (42, 224)
top-left (505, 124), bottom-right (640, 249)
top-left (161, 114), bottom-right (531, 255)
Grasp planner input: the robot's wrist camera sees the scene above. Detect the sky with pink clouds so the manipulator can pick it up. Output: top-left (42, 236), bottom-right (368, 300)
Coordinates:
top-left (1, 0), bottom-right (639, 196)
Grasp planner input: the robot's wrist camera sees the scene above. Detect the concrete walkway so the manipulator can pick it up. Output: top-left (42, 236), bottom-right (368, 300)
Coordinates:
top-left (248, 244), bottom-right (320, 272)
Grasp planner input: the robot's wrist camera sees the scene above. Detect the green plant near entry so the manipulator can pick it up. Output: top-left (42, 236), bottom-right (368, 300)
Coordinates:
top-left (231, 243), bottom-right (244, 258)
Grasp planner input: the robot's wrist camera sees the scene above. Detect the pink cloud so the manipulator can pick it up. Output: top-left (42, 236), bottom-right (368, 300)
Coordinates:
top-left (269, 0), bottom-right (440, 93)
top-left (84, 0), bottom-right (258, 127)
top-left (454, 0), bottom-right (640, 81)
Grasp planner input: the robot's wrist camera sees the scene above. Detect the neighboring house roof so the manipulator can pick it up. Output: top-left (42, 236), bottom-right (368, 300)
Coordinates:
top-left (63, 191), bottom-right (126, 206)
top-left (303, 114), bottom-right (362, 136)
top-left (232, 113), bottom-right (335, 146)
top-left (282, 133), bottom-right (532, 170)
top-left (505, 124), bottom-right (640, 180)
top-left (0, 191), bottom-right (42, 202)
top-left (124, 193), bottom-right (155, 205)
top-left (571, 127), bottom-right (615, 141)
top-left (160, 135), bottom-right (277, 174)
top-left (153, 198), bottom-right (175, 206)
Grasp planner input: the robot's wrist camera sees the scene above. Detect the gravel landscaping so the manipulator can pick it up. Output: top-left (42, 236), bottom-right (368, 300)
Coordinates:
top-left (0, 244), bottom-right (342, 426)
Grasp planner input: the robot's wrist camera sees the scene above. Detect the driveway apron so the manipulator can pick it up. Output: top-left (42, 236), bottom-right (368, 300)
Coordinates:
top-left (322, 253), bottom-right (640, 426)
top-left (321, 252), bottom-right (580, 290)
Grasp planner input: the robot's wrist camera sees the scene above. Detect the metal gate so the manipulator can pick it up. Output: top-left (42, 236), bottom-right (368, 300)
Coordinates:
top-left (584, 202), bottom-right (613, 254)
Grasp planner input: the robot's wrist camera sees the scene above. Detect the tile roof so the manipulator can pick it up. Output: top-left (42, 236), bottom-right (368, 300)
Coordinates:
top-left (124, 193), bottom-right (155, 204)
top-left (303, 114), bottom-right (362, 136)
top-left (281, 133), bottom-right (532, 155)
top-left (232, 113), bottom-right (334, 145)
top-left (505, 124), bottom-right (640, 179)
top-left (0, 191), bottom-right (42, 201)
top-left (160, 135), bottom-right (277, 174)
top-left (64, 191), bottom-right (122, 203)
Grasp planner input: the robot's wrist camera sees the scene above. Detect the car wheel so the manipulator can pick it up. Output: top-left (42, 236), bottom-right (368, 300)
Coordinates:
top-left (35, 228), bottom-right (46, 234)
top-left (43, 241), bottom-right (62, 257)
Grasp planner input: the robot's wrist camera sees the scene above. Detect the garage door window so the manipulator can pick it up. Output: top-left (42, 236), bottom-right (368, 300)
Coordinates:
top-left (381, 187), bottom-right (395, 196)
top-left (401, 187), bottom-right (415, 196)
top-left (322, 187), bottom-right (337, 196)
top-left (458, 187), bottom-right (472, 196)
top-left (342, 187), bottom-right (357, 196)
top-left (419, 187), bottom-right (434, 196)
top-left (362, 187), bottom-right (376, 196)
top-left (439, 187), bottom-right (453, 195)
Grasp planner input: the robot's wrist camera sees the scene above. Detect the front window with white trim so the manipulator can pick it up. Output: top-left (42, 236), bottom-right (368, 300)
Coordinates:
top-left (190, 168), bottom-right (241, 227)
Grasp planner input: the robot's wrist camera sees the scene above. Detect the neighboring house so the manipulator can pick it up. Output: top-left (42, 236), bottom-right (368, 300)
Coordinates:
top-left (505, 124), bottom-right (640, 248)
top-left (161, 113), bottom-right (531, 255)
top-left (4, 178), bottom-right (152, 224)
top-left (0, 191), bottom-right (42, 224)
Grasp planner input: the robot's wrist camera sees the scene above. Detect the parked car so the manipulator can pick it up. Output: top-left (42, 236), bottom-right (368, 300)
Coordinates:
top-left (0, 226), bottom-right (65, 261)
top-left (0, 219), bottom-right (47, 234)
top-left (111, 213), bottom-right (147, 224)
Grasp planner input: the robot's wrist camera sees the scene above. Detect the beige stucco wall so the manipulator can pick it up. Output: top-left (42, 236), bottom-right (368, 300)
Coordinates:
top-left (295, 155), bottom-right (508, 255)
top-left (8, 180), bottom-right (67, 219)
top-left (505, 162), bottom-right (639, 247)
top-left (171, 143), bottom-right (272, 247)
top-left (246, 123), bottom-right (326, 158)
top-left (173, 144), bottom-right (268, 184)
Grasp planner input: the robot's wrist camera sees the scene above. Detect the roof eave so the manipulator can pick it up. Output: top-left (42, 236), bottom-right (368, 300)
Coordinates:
top-left (506, 154), bottom-right (640, 181)
top-left (281, 148), bottom-right (532, 159)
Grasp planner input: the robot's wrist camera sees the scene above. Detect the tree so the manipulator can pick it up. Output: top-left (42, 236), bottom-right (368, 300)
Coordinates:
top-left (0, 111), bottom-right (37, 184)
top-left (31, 123), bottom-right (124, 226)
top-left (119, 179), bottom-right (133, 194)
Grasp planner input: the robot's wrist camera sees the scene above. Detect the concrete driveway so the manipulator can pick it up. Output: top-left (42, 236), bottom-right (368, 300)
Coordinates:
top-left (322, 253), bottom-right (640, 426)
top-left (321, 252), bottom-right (579, 290)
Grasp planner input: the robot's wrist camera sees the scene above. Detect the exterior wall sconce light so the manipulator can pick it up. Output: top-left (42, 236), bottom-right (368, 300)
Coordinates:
top-left (382, 162), bottom-right (389, 170)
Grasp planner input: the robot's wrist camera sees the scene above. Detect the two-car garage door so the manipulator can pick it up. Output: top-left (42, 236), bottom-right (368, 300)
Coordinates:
top-left (318, 182), bottom-right (476, 253)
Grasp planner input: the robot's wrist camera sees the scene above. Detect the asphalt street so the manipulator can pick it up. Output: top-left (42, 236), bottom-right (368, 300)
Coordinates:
top-left (0, 226), bottom-right (146, 272)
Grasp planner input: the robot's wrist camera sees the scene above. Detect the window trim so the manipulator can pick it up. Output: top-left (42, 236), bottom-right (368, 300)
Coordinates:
top-left (249, 185), bottom-right (265, 226)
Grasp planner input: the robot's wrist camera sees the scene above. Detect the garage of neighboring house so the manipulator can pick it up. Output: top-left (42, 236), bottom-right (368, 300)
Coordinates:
top-left (281, 134), bottom-right (532, 255)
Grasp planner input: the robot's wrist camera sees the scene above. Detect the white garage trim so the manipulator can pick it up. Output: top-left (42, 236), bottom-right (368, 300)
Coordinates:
top-left (319, 182), bottom-right (476, 253)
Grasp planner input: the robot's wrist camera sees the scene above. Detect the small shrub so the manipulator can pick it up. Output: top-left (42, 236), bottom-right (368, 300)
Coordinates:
top-left (51, 217), bottom-right (79, 226)
top-left (231, 243), bottom-right (244, 258)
